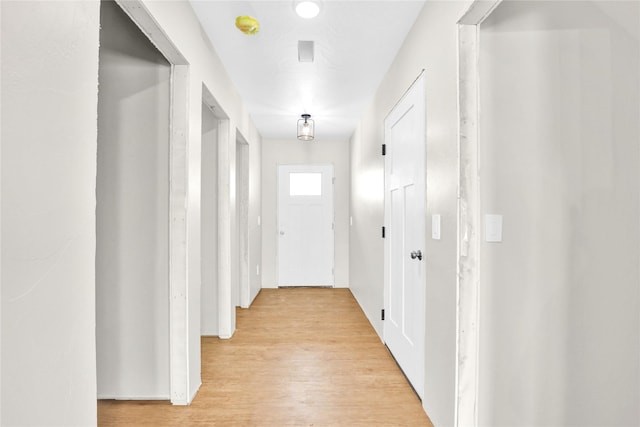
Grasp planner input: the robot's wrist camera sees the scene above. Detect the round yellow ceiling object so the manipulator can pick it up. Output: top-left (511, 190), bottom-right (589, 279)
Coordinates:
top-left (235, 16), bottom-right (260, 35)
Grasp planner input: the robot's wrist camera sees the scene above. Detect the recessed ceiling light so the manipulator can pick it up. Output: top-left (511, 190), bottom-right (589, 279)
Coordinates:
top-left (295, 1), bottom-right (320, 19)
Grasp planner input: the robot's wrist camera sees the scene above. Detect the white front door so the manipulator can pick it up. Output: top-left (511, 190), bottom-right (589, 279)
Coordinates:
top-left (384, 74), bottom-right (426, 399)
top-left (277, 164), bottom-right (334, 286)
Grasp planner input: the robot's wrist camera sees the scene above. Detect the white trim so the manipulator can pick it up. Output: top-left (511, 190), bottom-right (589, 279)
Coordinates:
top-left (97, 395), bottom-right (171, 401)
top-left (456, 24), bottom-right (480, 426)
top-left (168, 64), bottom-right (190, 405)
top-left (0, 2), bottom-right (3, 417)
top-left (115, 0), bottom-right (187, 65)
top-left (113, 0), bottom-right (194, 406)
top-left (217, 119), bottom-right (234, 339)
top-left (201, 85), bottom-right (231, 339)
top-left (236, 132), bottom-right (251, 308)
top-left (384, 69), bottom-right (426, 122)
top-left (456, 1), bottom-right (502, 426)
top-left (458, 0), bottom-right (503, 26)
top-left (189, 381), bottom-right (202, 403)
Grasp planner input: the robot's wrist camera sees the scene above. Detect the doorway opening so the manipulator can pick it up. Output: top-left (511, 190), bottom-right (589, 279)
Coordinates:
top-left (235, 134), bottom-right (251, 307)
top-left (96, 0), bottom-right (193, 405)
top-left (200, 84), bottom-right (233, 341)
top-left (201, 97), bottom-right (219, 336)
top-left (96, 0), bottom-right (171, 400)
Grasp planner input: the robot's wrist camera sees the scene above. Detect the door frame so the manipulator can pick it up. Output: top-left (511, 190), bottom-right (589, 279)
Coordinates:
top-left (236, 131), bottom-right (250, 308)
top-left (200, 85), bottom-right (230, 338)
top-left (276, 163), bottom-right (335, 287)
top-left (455, 1), bottom-right (503, 425)
top-left (111, 0), bottom-right (191, 405)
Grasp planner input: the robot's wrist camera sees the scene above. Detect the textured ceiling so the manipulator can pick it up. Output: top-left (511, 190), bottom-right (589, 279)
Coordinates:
top-left (190, 1), bottom-right (426, 140)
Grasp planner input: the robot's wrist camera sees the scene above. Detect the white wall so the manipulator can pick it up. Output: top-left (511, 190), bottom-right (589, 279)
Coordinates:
top-left (478, 1), bottom-right (639, 426)
top-left (1, 0), bottom-right (263, 417)
top-left (1, 1), bottom-right (100, 425)
top-left (96, 0), bottom-right (171, 399)
top-left (262, 139), bottom-right (350, 288)
top-left (249, 134), bottom-right (262, 303)
top-left (201, 103), bottom-right (219, 335)
top-left (350, 2), bottom-right (472, 426)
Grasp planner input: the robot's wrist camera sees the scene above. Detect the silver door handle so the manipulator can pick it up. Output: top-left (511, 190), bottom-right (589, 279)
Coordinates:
top-left (410, 250), bottom-right (423, 261)
top-left (279, 231), bottom-right (285, 235)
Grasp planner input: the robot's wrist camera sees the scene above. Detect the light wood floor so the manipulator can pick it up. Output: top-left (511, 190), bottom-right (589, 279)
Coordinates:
top-left (98, 288), bottom-right (433, 426)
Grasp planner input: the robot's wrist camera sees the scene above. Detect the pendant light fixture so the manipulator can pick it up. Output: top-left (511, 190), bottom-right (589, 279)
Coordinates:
top-left (297, 114), bottom-right (314, 141)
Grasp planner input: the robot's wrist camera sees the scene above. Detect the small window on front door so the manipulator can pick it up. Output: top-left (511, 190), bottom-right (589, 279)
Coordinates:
top-left (289, 172), bottom-right (322, 196)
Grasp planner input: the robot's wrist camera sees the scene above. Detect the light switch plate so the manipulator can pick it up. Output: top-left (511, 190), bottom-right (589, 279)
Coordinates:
top-left (432, 214), bottom-right (441, 240)
top-left (485, 214), bottom-right (503, 242)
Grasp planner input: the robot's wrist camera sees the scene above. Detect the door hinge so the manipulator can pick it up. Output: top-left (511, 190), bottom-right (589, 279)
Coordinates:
top-left (382, 144), bottom-right (386, 156)
top-left (381, 309), bottom-right (385, 320)
top-left (382, 226), bottom-right (386, 238)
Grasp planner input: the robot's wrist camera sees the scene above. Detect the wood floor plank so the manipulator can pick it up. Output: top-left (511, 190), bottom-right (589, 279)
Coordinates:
top-left (98, 288), bottom-right (434, 426)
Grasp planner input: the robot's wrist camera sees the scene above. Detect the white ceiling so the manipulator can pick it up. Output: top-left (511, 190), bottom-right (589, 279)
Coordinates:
top-left (190, 1), bottom-right (426, 140)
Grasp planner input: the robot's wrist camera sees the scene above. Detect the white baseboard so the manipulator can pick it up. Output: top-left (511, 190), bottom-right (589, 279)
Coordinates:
top-left (189, 381), bottom-right (202, 403)
top-left (97, 394), bottom-right (170, 401)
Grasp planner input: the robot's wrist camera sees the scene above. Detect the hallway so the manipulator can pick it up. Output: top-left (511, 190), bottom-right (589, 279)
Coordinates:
top-left (3, 1), bottom-right (639, 425)
top-left (98, 288), bottom-right (432, 426)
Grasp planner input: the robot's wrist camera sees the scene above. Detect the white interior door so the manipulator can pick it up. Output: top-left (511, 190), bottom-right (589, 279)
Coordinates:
top-left (278, 164), bottom-right (334, 286)
top-left (384, 74), bottom-right (426, 399)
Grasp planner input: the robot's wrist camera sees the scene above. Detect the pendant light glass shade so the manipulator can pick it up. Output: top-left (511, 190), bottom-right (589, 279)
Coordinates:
top-left (297, 114), bottom-right (314, 141)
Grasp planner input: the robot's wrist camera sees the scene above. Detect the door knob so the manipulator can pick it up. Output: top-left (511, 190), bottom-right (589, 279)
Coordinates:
top-left (410, 250), bottom-right (423, 261)
top-left (279, 230), bottom-right (285, 235)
